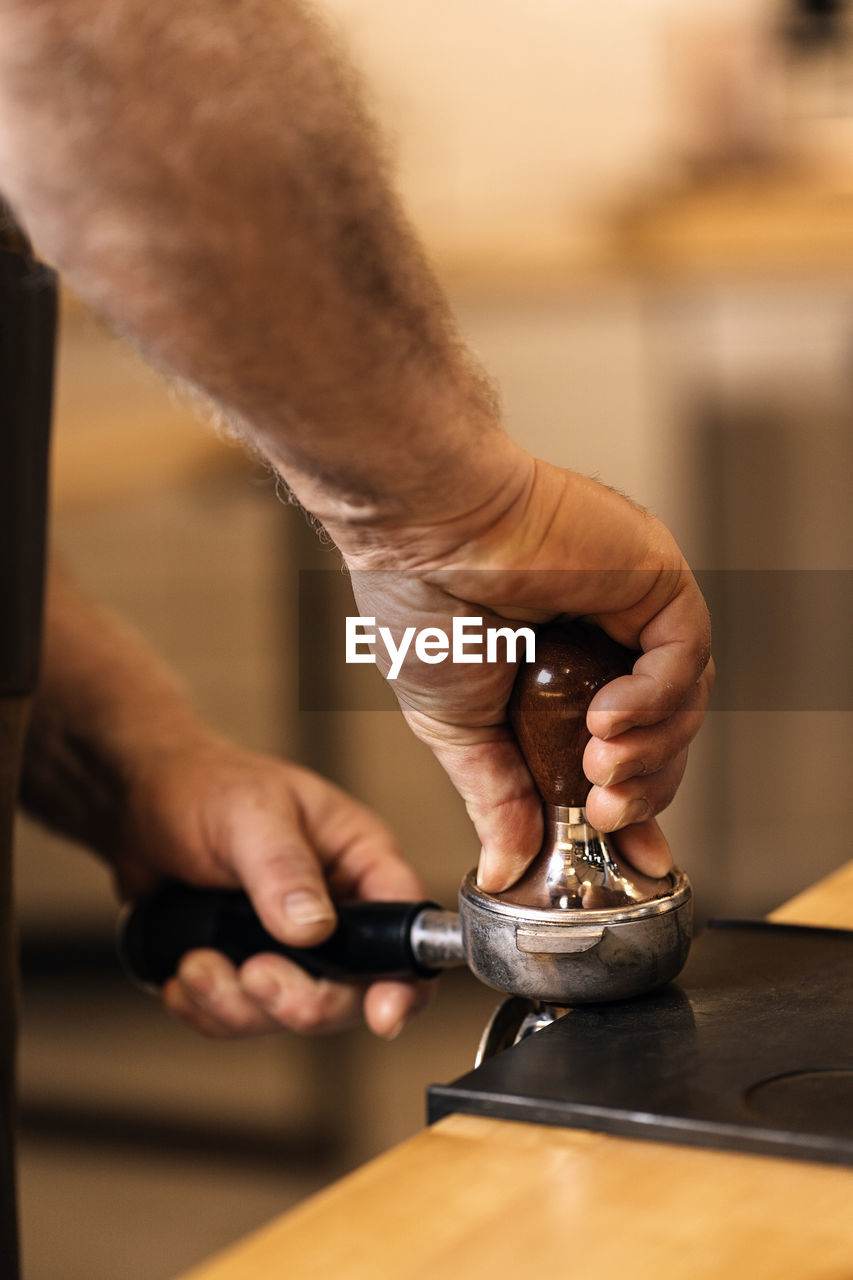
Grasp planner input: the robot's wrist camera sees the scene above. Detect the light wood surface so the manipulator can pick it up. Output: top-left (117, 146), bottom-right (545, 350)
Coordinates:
top-left (608, 163), bottom-right (853, 280)
top-left (768, 860), bottom-right (853, 931)
top-left (178, 862), bottom-right (853, 1280)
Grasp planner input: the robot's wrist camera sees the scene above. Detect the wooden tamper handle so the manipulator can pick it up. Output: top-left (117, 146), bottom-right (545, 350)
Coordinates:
top-left (507, 619), bottom-right (637, 808)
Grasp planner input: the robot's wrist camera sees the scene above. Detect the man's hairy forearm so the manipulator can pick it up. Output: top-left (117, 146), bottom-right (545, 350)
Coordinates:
top-left (0, 0), bottom-right (511, 545)
top-left (20, 563), bottom-right (213, 858)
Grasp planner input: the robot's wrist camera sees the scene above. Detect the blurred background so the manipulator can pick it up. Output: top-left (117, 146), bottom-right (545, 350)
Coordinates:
top-left (14, 0), bottom-right (853, 1276)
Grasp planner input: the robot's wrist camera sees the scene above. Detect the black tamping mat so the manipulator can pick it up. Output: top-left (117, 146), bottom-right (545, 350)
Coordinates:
top-left (428, 920), bottom-right (853, 1166)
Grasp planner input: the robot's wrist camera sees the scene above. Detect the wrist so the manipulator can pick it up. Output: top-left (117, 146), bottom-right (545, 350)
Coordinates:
top-left (313, 430), bottom-right (535, 570)
top-left (20, 699), bottom-right (213, 866)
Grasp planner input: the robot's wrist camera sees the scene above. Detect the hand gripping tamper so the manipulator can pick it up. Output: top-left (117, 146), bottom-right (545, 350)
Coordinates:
top-left (120, 621), bottom-right (693, 1057)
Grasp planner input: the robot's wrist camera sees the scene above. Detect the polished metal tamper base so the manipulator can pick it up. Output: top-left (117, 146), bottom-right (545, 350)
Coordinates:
top-left (500, 805), bottom-right (676, 912)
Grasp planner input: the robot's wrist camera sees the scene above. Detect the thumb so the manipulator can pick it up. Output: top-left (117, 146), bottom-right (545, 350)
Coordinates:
top-left (227, 820), bottom-right (337, 948)
top-left (419, 729), bottom-right (543, 893)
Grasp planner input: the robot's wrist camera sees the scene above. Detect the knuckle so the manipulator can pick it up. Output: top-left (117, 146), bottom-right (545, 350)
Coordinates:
top-left (275, 982), bottom-right (351, 1035)
top-left (185, 1011), bottom-right (229, 1039)
top-left (280, 1002), bottom-right (327, 1035)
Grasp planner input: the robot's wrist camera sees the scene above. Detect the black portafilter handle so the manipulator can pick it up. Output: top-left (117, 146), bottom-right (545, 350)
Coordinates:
top-left (119, 882), bottom-right (441, 989)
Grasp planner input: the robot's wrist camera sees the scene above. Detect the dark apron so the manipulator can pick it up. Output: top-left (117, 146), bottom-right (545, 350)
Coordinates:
top-left (0, 220), bottom-right (57, 1277)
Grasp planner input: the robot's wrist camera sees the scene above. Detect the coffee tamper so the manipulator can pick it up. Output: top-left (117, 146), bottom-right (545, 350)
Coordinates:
top-left (460, 619), bottom-right (693, 1058)
top-left (120, 621), bottom-right (692, 1058)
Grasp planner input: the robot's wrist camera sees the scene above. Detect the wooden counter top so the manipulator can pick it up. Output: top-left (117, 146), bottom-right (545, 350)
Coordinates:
top-left (179, 863), bottom-right (853, 1280)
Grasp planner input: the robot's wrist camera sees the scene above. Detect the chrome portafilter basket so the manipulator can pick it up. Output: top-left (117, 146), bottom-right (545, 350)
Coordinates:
top-left (120, 621), bottom-right (693, 1063)
top-left (461, 806), bottom-right (692, 1062)
top-left (460, 806), bottom-right (692, 1008)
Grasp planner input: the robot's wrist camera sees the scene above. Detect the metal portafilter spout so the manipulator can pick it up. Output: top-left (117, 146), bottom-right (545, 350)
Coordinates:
top-left (119, 622), bottom-right (692, 1032)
